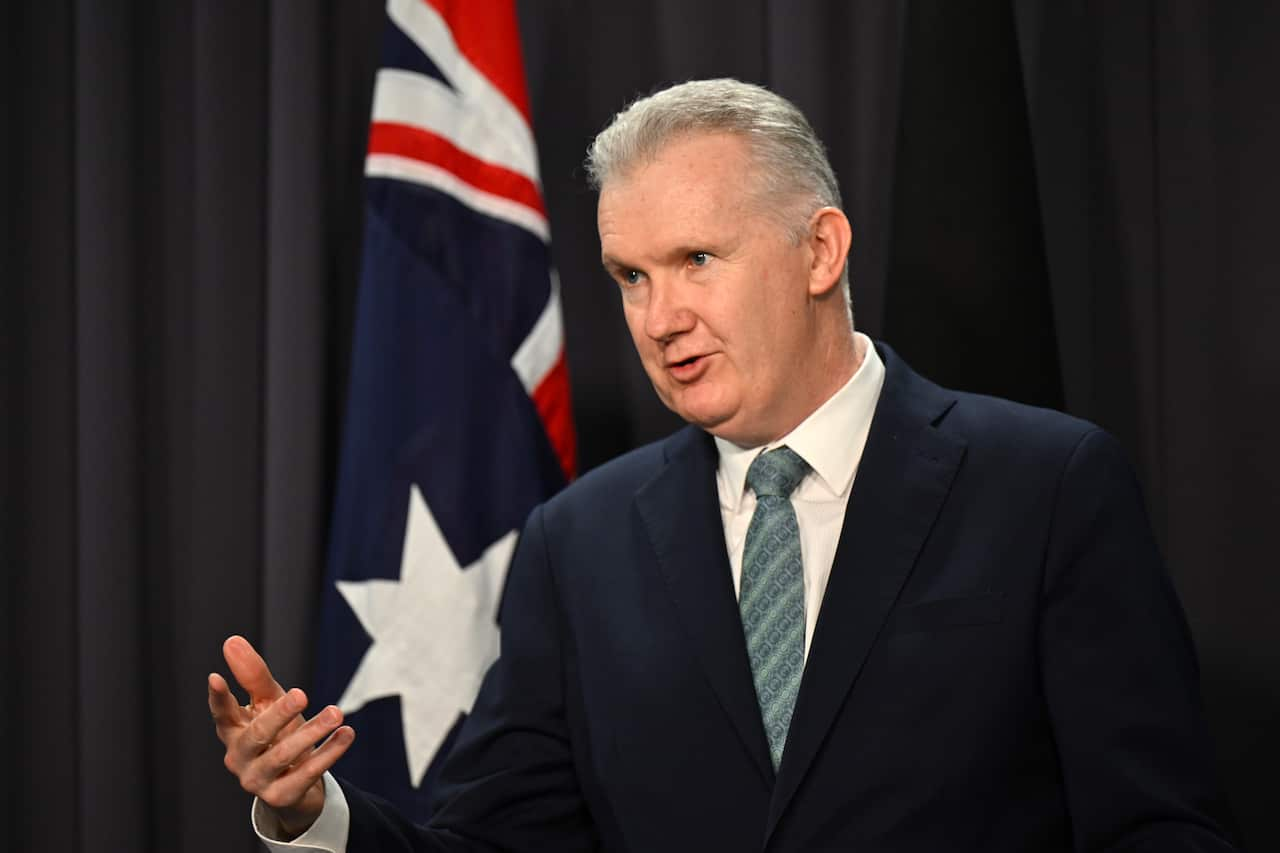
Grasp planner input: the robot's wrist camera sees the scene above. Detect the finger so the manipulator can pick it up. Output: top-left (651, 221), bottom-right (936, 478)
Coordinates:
top-left (223, 635), bottom-right (285, 706)
top-left (257, 705), bottom-right (345, 774)
top-left (236, 688), bottom-right (308, 759)
top-left (258, 726), bottom-right (355, 810)
top-left (244, 707), bottom-right (347, 802)
top-left (208, 672), bottom-right (248, 735)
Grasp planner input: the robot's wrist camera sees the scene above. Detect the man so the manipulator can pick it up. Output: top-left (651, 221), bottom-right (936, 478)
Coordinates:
top-left (210, 79), bottom-right (1241, 851)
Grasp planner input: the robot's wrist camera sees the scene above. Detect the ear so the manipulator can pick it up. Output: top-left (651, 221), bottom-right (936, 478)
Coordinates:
top-left (806, 207), bottom-right (852, 297)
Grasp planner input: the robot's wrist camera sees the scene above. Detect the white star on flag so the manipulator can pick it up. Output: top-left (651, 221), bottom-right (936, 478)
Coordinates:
top-left (336, 483), bottom-right (516, 787)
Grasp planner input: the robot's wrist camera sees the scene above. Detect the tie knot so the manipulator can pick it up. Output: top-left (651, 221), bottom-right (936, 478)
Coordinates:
top-left (745, 446), bottom-right (810, 498)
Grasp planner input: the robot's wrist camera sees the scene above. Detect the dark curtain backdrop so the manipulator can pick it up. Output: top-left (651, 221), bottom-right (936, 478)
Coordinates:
top-left (4, 2), bottom-right (1276, 851)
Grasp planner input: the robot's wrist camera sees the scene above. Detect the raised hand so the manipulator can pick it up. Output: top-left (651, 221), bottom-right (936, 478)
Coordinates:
top-left (208, 635), bottom-right (355, 838)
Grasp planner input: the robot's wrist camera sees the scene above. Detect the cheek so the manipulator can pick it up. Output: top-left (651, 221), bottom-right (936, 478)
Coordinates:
top-left (727, 311), bottom-right (775, 369)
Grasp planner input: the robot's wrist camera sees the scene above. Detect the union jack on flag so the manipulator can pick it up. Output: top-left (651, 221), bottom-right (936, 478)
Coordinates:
top-left (313, 0), bottom-right (575, 823)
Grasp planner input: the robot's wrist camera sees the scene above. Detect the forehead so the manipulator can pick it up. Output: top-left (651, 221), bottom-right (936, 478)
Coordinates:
top-left (597, 133), bottom-right (760, 255)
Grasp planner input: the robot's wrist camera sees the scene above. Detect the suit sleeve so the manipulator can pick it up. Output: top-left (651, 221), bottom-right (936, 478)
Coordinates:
top-left (342, 503), bottom-right (599, 853)
top-left (1038, 429), bottom-right (1241, 852)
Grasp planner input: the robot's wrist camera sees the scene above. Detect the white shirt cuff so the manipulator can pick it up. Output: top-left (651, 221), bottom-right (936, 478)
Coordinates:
top-left (252, 771), bottom-right (350, 852)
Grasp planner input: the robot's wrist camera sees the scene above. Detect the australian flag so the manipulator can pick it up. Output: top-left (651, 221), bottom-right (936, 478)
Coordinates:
top-left (313, 0), bottom-right (576, 824)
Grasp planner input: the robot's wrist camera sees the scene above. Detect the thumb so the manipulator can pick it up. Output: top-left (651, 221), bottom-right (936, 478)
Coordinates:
top-left (223, 635), bottom-right (284, 707)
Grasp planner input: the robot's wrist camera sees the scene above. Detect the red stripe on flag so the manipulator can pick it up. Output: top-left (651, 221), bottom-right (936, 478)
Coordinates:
top-left (422, 0), bottom-right (532, 125)
top-left (531, 350), bottom-right (577, 481)
top-left (368, 122), bottom-right (547, 218)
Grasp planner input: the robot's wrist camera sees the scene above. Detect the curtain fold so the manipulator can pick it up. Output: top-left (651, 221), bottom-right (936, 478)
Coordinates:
top-left (6, 2), bottom-right (381, 850)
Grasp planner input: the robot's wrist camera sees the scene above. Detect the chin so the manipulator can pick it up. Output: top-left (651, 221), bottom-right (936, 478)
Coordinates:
top-left (657, 386), bottom-right (727, 426)
top-left (672, 398), bottom-right (736, 433)
top-left (688, 410), bottom-right (749, 443)
top-left (699, 407), bottom-right (783, 448)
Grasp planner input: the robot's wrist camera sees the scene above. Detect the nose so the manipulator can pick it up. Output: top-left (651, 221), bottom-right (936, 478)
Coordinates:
top-left (643, 275), bottom-right (696, 343)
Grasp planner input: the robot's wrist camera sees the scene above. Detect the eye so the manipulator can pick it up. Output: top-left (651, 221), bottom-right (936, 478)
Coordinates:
top-left (624, 269), bottom-right (643, 285)
top-left (690, 251), bottom-right (709, 267)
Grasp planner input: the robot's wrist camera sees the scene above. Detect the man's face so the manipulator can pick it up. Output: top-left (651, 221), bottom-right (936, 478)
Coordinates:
top-left (598, 132), bottom-right (826, 447)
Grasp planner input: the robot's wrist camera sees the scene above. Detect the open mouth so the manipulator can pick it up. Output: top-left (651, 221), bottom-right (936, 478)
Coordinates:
top-left (667, 354), bottom-right (711, 382)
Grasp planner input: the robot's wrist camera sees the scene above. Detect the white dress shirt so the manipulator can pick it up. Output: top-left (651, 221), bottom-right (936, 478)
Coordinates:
top-left (715, 333), bottom-right (884, 658)
top-left (256, 334), bottom-right (886, 851)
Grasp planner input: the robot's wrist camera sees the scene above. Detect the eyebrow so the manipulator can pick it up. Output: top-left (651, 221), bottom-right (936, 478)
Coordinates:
top-left (601, 245), bottom-right (709, 273)
top-left (664, 244), bottom-right (708, 261)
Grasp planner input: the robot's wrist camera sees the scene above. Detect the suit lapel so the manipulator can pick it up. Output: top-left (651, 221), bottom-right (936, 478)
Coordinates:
top-left (765, 346), bottom-right (967, 841)
top-left (634, 427), bottom-right (776, 786)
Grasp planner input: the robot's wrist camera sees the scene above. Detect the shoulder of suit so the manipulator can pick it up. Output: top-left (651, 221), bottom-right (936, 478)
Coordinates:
top-left (877, 342), bottom-right (1103, 458)
top-left (940, 387), bottom-right (1109, 460)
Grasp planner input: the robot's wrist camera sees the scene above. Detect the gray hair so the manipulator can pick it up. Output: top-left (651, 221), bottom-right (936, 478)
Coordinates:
top-left (586, 78), bottom-right (851, 313)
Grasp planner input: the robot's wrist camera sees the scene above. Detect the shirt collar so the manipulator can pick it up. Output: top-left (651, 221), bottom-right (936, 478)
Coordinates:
top-left (715, 333), bottom-right (885, 511)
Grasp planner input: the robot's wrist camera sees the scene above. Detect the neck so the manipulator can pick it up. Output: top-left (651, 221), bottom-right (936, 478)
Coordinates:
top-left (818, 325), bottom-right (864, 400)
top-left (793, 326), bottom-right (862, 431)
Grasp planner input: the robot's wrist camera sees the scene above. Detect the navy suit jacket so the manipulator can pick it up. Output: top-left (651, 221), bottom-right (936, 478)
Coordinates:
top-left (342, 344), bottom-right (1240, 852)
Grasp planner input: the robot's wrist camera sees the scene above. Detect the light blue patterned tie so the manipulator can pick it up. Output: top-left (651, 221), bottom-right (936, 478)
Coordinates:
top-left (739, 446), bottom-right (809, 770)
